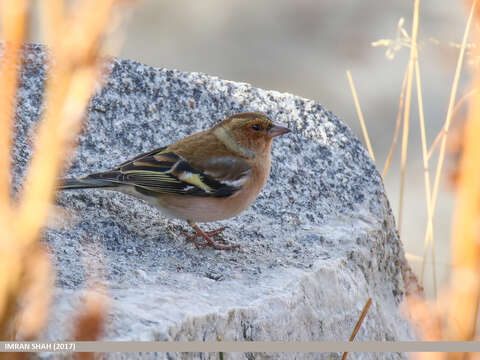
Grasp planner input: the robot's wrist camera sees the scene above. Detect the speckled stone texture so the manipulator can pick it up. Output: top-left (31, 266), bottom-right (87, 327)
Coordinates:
top-left (11, 44), bottom-right (417, 359)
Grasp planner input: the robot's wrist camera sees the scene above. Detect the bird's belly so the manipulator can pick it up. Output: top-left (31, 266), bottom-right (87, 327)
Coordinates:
top-left (114, 186), bottom-right (197, 220)
top-left (154, 188), bottom-right (260, 223)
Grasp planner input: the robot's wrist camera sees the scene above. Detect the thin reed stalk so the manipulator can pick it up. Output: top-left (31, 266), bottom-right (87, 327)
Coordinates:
top-left (409, 1), bottom-right (480, 358)
top-left (346, 70), bottom-right (376, 162)
top-left (398, 0), bottom-right (420, 236)
top-left (423, 0), bottom-right (476, 268)
top-left (415, 58), bottom-right (437, 297)
top-left (382, 68), bottom-right (408, 179)
top-left (341, 298), bottom-right (372, 360)
top-left (427, 88), bottom-right (478, 160)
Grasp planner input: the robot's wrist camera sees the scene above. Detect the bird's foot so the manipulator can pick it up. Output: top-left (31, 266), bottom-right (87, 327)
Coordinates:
top-left (185, 223), bottom-right (239, 250)
top-left (204, 226), bottom-right (229, 237)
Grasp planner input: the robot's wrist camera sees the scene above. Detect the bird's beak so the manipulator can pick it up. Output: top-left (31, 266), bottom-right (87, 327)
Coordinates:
top-left (268, 124), bottom-right (291, 138)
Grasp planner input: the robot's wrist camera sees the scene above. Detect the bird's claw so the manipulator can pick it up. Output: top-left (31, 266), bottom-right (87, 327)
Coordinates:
top-left (184, 226), bottom-right (238, 250)
top-left (204, 226), bottom-right (229, 237)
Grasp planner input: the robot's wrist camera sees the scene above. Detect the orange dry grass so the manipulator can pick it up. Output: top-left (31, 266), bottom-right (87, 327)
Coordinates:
top-left (445, 0), bottom-right (480, 344)
top-left (369, 0), bottom-right (480, 355)
top-left (0, 0), bottom-right (121, 341)
top-left (408, 0), bottom-right (480, 358)
top-left (0, 0), bottom-right (27, 211)
top-left (73, 288), bottom-right (109, 360)
top-left (0, 0), bottom-right (29, 339)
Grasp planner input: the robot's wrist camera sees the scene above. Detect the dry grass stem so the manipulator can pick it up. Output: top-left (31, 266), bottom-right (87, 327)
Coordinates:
top-left (405, 296), bottom-right (444, 360)
top-left (0, 0), bottom-right (28, 335)
top-left (445, 0), bottom-right (480, 344)
top-left (405, 295), bottom-right (443, 342)
top-left (423, 0), bottom-right (476, 265)
top-left (346, 70), bottom-right (376, 162)
top-left (0, 0), bottom-right (126, 342)
top-left (427, 88), bottom-right (478, 160)
top-left (14, 246), bottom-right (54, 340)
top-left (341, 298), bottom-right (372, 360)
top-left (0, 0), bottom-right (28, 218)
top-left (73, 289), bottom-right (108, 360)
top-left (382, 67), bottom-right (408, 179)
top-left (398, 0), bottom-right (420, 236)
top-left (73, 290), bottom-right (108, 341)
top-left (408, 1), bottom-right (480, 358)
top-left (39, 0), bottom-right (64, 47)
top-left (415, 58), bottom-right (437, 296)
top-left (15, 0), bottom-right (116, 246)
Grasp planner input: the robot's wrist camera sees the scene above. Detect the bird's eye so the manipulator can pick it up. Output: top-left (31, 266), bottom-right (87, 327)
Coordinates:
top-left (251, 124), bottom-right (263, 131)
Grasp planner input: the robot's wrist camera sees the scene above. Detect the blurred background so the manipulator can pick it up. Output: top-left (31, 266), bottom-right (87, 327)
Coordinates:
top-left (29, 0), bottom-right (470, 297)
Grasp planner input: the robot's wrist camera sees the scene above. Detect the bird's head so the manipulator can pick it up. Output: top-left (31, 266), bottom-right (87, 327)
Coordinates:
top-left (213, 112), bottom-right (290, 158)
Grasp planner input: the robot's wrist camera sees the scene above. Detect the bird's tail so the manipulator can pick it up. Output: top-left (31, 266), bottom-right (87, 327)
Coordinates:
top-left (57, 174), bottom-right (120, 191)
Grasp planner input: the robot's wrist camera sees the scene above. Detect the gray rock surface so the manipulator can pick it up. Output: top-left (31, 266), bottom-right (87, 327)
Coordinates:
top-left (12, 44), bottom-right (417, 359)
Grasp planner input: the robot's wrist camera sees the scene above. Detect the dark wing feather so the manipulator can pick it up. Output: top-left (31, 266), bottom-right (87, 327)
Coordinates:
top-left (85, 148), bottom-right (251, 198)
top-left (114, 146), bottom-right (169, 169)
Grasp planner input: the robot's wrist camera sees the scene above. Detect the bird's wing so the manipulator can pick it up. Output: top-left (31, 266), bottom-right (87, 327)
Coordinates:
top-left (89, 148), bottom-right (251, 198)
top-left (114, 146), bottom-right (169, 168)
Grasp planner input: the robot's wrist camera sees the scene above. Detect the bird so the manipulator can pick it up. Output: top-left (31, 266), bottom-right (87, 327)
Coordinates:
top-left (57, 112), bottom-right (291, 250)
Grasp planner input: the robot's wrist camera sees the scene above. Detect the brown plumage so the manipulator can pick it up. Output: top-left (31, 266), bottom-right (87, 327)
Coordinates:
top-left (58, 112), bottom-right (290, 250)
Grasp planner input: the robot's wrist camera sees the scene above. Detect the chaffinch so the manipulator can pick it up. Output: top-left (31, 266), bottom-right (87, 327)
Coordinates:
top-left (58, 112), bottom-right (291, 250)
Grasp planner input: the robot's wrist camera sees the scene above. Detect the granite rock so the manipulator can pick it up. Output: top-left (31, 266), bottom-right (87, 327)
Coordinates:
top-left (11, 44), bottom-right (418, 359)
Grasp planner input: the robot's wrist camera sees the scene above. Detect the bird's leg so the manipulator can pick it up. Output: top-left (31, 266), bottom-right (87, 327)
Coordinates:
top-left (185, 221), bottom-right (238, 250)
